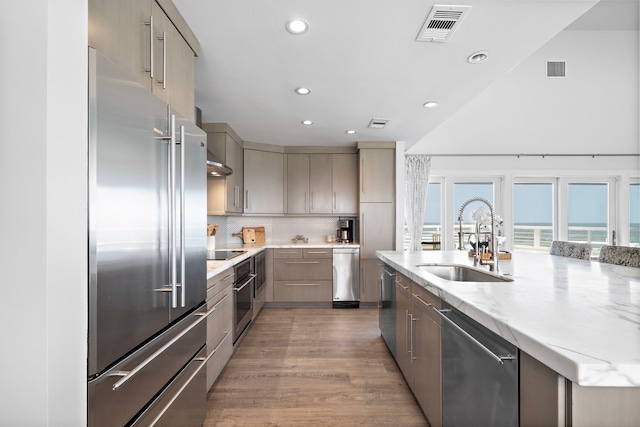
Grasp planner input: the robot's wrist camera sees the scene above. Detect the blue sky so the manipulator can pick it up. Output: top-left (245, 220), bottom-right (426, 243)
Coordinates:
top-left (423, 182), bottom-right (638, 225)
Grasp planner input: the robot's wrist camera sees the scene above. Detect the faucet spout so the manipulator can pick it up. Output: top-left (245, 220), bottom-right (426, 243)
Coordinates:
top-left (457, 197), bottom-right (499, 273)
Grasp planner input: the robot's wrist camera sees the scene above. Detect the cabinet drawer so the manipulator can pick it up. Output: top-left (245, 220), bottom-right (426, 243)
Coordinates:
top-left (206, 268), bottom-right (234, 297)
top-left (273, 248), bottom-right (303, 259)
top-left (206, 286), bottom-right (233, 347)
top-left (396, 273), bottom-right (412, 294)
top-left (205, 321), bottom-right (233, 391)
top-left (273, 258), bottom-right (332, 280)
top-left (303, 248), bottom-right (333, 259)
top-left (274, 280), bottom-right (332, 302)
top-left (412, 284), bottom-right (440, 324)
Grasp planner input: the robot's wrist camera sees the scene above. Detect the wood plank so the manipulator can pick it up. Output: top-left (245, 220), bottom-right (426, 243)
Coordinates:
top-left (204, 308), bottom-right (427, 426)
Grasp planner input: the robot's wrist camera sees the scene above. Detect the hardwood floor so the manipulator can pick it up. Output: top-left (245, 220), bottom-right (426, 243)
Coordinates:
top-left (204, 307), bottom-right (427, 426)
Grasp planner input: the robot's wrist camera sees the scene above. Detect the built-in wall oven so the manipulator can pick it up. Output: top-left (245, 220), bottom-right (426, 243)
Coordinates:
top-left (233, 258), bottom-right (255, 343)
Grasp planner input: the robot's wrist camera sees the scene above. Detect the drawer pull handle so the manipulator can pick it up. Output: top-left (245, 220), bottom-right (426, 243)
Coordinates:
top-left (285, 283), bottom-right (321, 286)
top-left (285, 261), bottom-right (320, 264)
top-left (412, 294), bottom-right (432, 308)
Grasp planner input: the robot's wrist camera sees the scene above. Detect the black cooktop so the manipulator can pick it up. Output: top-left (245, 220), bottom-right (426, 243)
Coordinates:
top-left (207, 250), bottom-right (246, 261)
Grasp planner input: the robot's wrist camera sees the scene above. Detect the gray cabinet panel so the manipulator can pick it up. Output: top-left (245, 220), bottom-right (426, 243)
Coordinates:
top-left (244, 149), bottom-right (284, 214)
top-left (359, 149), bottom-right (394, 203)
top-left (332, 154), bottom-right (358, 214)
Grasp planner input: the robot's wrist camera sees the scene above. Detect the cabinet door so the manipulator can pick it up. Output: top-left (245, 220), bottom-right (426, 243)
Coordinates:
top-left (151, 2), bottom-right (195, 122)
top-left (309, 154), bottom-right (332, 214)
top-left (359, 202), bottom-right (395, 258)
top-left (332, 154), bottom-right (358, 214)
top-left (230, 137), bottom-right (243, 213)
top-left (412, 289), bottom-right (442, 427)
top-left (360, 258), bottom-right (381, 303)
top-left (89, 0), bottom-right (152, 92)
top-left (244, 149), bottom-right (284, 214)
top-left (359, 149), bottom-right (395, 203)
top-left (287, 153), bottom-right (310, 214)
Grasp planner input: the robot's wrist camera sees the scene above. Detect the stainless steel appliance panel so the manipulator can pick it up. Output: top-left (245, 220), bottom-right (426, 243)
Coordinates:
top-left (254, 250), bottom-right (266, 298)
top-left (379, 264), bottom-right (396, 357)
top-left (171, 114), bottom-right (207, 320)
top-left (130, 346), bottom-right (208, 427)
top-left (332, 248), bottom-right (360, 307)
top-left (233, 258), bottom-right (254, 342)
top-left (440, 302), bottom-right (519, 427)
top-left (88, 304), bottom-right (208, 427)
top-left (89, 49), bottom-right (175, 376)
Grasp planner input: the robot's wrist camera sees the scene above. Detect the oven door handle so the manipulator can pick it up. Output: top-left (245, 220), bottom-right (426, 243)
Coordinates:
top-left (233, 274), bottom-right (257, 292)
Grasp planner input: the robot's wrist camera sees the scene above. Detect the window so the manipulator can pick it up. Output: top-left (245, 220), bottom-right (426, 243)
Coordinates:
top-left (513, 183), bottom-right (554, 252)
top-left (453, 182), bottom-right (494, 250)
top-left (403, 181), bottom-right (442, 250)
top-left (423, 182), bottom-right (442, 250)
top-left (566, 182), bottom-right (609, 255)
top-left (630, 180), bottom-right (640, 246)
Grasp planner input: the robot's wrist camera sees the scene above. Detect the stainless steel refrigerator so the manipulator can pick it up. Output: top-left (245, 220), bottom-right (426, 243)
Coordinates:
top-left (87, 48), bottom-right (209, 426)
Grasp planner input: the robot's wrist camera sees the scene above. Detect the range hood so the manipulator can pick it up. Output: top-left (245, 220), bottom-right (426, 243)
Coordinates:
top-left (207, 152), bottom-right (233, 176)
top-left (195, 107), bottom-right (233, 176)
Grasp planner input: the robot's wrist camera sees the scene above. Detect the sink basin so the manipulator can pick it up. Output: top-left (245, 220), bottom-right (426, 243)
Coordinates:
top-left (416, 264), bottom-right (513, 282)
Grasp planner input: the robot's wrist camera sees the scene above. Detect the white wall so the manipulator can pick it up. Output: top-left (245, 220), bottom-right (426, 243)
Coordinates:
top-left (411, 29), bottom-right (639, 155)
top-left (0, 1), bottom-right (88, 425)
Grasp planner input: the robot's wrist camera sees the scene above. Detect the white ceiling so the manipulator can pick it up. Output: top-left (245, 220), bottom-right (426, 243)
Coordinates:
top-left (173, 0), bottom-right (637, 151)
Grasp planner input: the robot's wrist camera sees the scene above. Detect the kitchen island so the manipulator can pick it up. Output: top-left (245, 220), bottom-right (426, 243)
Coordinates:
top-left (377, 250), bottom-right (640, 426)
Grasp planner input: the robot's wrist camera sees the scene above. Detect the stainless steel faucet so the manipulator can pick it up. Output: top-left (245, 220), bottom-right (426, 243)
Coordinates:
top-left (292, 234), bottom-right (309, 243)
top-left (458, 197), bottom-right (499, 273)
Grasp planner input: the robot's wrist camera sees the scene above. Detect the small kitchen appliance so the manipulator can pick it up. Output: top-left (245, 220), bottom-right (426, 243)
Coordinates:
top-left (337, 219), bottom-right (355, 243)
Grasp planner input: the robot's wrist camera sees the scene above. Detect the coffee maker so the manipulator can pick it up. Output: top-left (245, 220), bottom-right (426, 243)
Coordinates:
top-left (337, 219), bottom-right (355, 243)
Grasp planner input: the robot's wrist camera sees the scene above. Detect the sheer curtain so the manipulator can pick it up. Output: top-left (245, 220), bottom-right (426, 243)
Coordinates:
top-left (404, 155), bottom-right (431, 251)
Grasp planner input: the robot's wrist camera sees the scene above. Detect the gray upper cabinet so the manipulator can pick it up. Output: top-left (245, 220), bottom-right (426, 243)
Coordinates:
top-left (332, 154), bottom-right (358, 214)
top-left (204, 124), bottom-right (243, 215)
top-left (359, 148), bottom-right (395, 203)
top-left (244, 149), bottom-right (284, 214)
top-left (286, 152), bottom-right (357, 215)
top-left (286, 154), bottom-right (311, 214)
top-left (89, 0), bottom-right (197, 122)
top-left (286, 154), bottom-right (333, 214)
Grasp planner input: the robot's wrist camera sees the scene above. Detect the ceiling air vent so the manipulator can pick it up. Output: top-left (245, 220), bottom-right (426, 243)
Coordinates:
top-left (368, 118), bottom-right (390, 129)
top-left (547, 61), bottom-right (566, 77)
top-left (416, 5), bottom-right (472, 42)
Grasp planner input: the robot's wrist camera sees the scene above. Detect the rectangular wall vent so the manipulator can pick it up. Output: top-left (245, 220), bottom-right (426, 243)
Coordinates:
top-left (547, 61), bottom-right (566, 77)
top-left (368, 118), bottom-right (390, 129)
top-left (416, 5), bottom-right (472, 42)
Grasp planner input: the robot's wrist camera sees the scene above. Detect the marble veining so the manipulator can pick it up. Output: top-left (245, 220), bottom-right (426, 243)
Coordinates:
top-left (376, 250), bottom-right (640, 387)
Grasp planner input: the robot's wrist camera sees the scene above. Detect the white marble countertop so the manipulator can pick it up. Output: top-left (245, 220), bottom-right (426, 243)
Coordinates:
top-left (206, 242), bottom-right (360, 279)
top-left (376, 250), bottom-right (640, 388)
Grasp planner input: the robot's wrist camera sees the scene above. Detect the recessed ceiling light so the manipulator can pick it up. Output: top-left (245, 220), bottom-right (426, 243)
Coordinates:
top-left (295, 87), bottom-right (311, 95)
top-left (285, 19), bottom-right (309, 35)
top-left (468, 51), bottom-right (489, 64)
top-left (423, 101), bottom-right (439, 108)
top-left (301, 120), bottom-right (313, 125)
top-left (346, 130), bottom-right (356, 134)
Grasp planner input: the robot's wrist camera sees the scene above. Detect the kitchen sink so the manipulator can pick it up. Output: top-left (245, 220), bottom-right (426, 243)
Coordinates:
top-left (416, 264), bottom-right (513, 282)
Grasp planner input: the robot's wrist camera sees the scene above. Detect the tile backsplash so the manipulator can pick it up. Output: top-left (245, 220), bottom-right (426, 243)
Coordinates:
top-left (207, 215), bottom-right (357, 245)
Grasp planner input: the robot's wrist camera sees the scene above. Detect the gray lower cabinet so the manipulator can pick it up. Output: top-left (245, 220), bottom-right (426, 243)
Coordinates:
top-left (272, 248), bottom-right (333, 303)
top-left (411, 285), bottom-right (442, 427)
top-left (205, 268), bottom-right (234, 391)
top-left (392, 272), bottom-right (442, 427)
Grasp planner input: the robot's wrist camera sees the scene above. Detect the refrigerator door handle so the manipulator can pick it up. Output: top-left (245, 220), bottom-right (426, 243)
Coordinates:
top-left (179, 124), bottom-right (186, 308)
top-left (169, 114), bottom-right (178, 309)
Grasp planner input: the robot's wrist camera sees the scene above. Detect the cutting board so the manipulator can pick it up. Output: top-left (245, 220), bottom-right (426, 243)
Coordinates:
top-left (233, 226), bottom-right (265, 244)
top-left (242, 228), bottom-right (256, 243)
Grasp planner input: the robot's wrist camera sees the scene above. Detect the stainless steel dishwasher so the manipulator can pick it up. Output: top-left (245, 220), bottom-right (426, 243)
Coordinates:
top-left (332, 248), bottom-right (360, 308)
top-left (379, 264), bottom-right (396, 357)
top-left (437, 301), bottom-right (519, 427)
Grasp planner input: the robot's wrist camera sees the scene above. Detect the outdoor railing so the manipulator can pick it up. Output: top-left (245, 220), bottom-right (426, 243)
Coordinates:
top-left (404, 224), bottom-right (621, 257)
